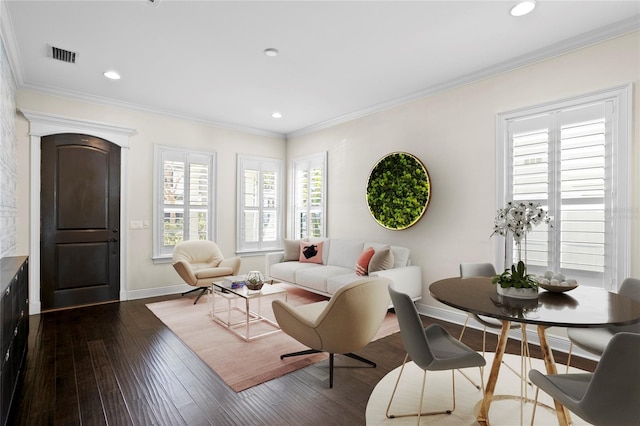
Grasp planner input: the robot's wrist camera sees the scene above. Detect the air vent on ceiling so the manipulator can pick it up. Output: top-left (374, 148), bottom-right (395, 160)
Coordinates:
top-left (48, 45), bottom-right (77, 64)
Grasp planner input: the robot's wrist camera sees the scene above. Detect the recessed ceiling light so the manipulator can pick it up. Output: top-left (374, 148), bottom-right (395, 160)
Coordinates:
top-left (271, 112), bottom-right (282, 119)
top-left (103, 70), bottom-right (121, 80)
top-left (510, 0), bottom-right (536, 17)
top-left (264, 48), bottom-right (279, 57)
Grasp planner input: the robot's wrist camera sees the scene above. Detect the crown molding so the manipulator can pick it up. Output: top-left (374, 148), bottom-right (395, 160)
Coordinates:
top-left (287, 16), bottom-right (640, 139)
top-left (20, 108), bottom-right (136, 144)
top-left (19, 83), bottom-right (285, 139)
top-left (4, 6), bottom-right (637, 140)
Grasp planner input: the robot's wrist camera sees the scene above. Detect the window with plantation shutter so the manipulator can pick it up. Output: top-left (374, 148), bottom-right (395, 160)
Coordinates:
top-left (292, 153), bottom-right (326, 239)
top-left (237, 155), bottom-right (283, 253)
top-left (153, 145), bottom-right (216, 261)
top-left (497, 85), bottom-right (631, 290)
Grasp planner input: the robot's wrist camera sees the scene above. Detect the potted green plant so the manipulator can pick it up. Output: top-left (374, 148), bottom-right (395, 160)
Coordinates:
top-left (492, 261), bottom-right (538, 299)
top-left (245, 271), bottom-right (264, 290)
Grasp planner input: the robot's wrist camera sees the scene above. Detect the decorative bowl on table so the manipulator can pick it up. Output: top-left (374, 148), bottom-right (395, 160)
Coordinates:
top-left (537, 271), bottom-right (578, 293)
top-left (538, 282), bottom-right (578, 293)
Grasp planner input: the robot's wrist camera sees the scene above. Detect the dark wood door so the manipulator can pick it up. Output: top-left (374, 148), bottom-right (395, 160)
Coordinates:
top-left (41, 134), bottom-right (121, 311)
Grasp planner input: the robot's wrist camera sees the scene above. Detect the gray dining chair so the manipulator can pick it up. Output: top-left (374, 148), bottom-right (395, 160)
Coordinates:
top-left (566, 277), bottom-right (640, 370)
top-left (459, 263), bottom-right (532, 387)
top-left (529, 332), bottom-right (640, 426)
top-left (386, 286), bottom-right (486, 423)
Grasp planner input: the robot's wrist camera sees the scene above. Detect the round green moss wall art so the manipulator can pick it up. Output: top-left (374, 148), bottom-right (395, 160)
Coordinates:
top-left (366, 152), bottom-right (431, 230)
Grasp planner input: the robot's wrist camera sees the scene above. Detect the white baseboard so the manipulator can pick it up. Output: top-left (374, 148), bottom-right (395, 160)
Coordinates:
top-left (416, 302), bottom-right (598, 361)
top-left (126, 283), bottom-right (192, 300)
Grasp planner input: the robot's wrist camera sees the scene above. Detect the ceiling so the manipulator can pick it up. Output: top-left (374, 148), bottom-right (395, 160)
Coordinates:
top-left (3, 1), bottom-right (639, 137)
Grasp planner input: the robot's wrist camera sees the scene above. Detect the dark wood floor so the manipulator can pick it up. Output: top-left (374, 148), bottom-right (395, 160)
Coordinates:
top-left (11, 293), bottom-right (596, 426)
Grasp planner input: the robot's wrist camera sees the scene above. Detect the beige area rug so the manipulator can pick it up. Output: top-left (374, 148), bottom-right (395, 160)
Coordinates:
top-left (366, 353), bottom-right (590, 425)
top-left (146, 283), bottom-right (400, 392)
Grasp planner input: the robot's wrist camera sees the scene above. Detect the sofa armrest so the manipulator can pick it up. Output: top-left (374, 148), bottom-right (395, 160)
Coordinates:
top-left (265, 252), bottom-right (284, 277)
top-left (370, 265), bottom-right (422, 301)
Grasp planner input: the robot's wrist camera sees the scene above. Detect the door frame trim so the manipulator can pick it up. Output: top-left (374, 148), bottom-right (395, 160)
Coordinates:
top-left (21, 109), bottom-right (135, 314)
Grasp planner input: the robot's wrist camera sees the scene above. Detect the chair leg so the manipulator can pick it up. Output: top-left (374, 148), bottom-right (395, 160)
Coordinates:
top-left (457, 315), bottom-right (483, 390)
top-left (386, 353), bottom-right (410, 419)
top-left (386, 353), bottom-right (463, 420)
top-left (499, 325), bottom-right (533, 388)
top-left (182, 287), bottom-right (209, 305)
top-left (182, 287), bottom-right (203, 296)
top-left (459, 313), bottom-right (471, 340)
top-left (530, 386), bottom-right (540, 426)
top-left (343, 352), bottom-right (376, 368)
top-left (281, 350), bottom-right (373, 388)
top-left (329, 353), bottom-right (334, 388)
top-left (280, 349), bottom-right (321, 360)
top-left (565, 342), bottom-right (574, 373)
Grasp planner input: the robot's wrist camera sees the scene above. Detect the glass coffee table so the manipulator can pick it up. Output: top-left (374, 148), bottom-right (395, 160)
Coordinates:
top-left (209, 280), bottom-right (287, 341)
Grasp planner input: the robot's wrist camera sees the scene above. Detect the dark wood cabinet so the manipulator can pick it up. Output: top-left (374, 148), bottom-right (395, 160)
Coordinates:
top-left (1, 256), bottom-right (28, 426)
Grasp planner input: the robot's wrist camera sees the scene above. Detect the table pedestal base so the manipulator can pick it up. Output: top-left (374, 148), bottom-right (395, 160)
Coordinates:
top-left (477, 322), bottom-right (572, 426)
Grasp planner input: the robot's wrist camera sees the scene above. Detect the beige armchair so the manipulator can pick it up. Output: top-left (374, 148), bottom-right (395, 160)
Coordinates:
top-left (172, 240), bottom-right (241, 304)
top-left (272, 276), bottom-right (392, 388)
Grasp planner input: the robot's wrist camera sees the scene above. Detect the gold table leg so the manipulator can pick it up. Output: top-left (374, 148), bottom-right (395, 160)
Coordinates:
top-left (477, 319), bottom-right (511, 425)
top-left (537, 325), bottom-right (571, 426)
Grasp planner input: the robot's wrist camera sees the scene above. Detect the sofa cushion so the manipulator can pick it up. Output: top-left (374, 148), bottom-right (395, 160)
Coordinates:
top-left (300, 241), bottom-right (323, 264)
top-left (355, 247), bottom-right (375, 276)
top-left (309, 237), bottom-right (330, 265)
top-left (364, 242), bottom-right (410, 268)
top-left (327, 239), bottom-right (364, 269)
top-left (194, 266), bottom-right (235, 279)
top-left (326, 273), bottom-right (363, 294)
top-left (369, 246), bottom-right (394, 273)
top-left (270, 262), bottom-right (320, 283)
top-left (283, 238), bottom-right (305, 261)
top-left (296, 265), bottom-right (354, 294)
top-left (390, 245), bottom-right (411, 268)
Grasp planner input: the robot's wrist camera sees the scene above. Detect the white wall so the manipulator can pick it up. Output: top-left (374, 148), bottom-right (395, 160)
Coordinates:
top-left (15, 91), bottom-right (285, 302)
top-left (12, 31), bottom-right (639, 330)
top-left (287, 32), bottom-right (640, 316)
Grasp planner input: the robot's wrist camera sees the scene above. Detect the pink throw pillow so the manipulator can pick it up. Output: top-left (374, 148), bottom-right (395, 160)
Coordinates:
top-left (299, 241), bottom-right (323, 264)
top-left (355, 247), bottom-right (375, 276)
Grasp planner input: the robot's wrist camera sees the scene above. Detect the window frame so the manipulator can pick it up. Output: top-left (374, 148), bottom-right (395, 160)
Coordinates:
top-left (496, 84), bottom-right (631, 290)
top-left (236, 154), bottom-right (284, 254)
top-left (152, 144), bottom-right (216, 263)
top-left (291, 152), bottom-right (327, 239)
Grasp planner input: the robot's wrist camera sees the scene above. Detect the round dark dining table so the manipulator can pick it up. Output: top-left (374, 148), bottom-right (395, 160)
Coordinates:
top-left (429, 277), bottom-right (640, 426)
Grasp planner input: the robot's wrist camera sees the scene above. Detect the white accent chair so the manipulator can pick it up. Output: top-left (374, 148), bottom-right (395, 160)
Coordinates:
top-left (172, 240), bottom-right (241, 304)
top-left (272, 276), bottom-right (391, 388)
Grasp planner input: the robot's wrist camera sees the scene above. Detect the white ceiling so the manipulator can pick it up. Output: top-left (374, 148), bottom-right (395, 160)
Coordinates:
top-left (3, 1), bottom-right (639, 137)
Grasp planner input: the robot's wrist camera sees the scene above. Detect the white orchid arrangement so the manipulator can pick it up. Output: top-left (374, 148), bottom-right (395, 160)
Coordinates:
top-left (492, 201), bottom-right (552, 266)
top-left (492, 201), bottom-right (551, 243)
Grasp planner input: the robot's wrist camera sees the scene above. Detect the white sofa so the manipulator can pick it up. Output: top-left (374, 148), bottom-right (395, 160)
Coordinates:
top-left (265, 238), bottom-right (422, 301)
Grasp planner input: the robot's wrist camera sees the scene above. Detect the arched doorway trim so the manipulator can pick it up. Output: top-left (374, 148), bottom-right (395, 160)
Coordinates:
top-left (20, 109), bottom-right (135, 314)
